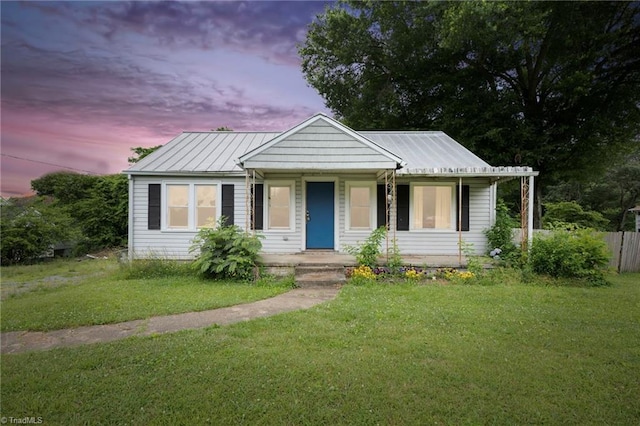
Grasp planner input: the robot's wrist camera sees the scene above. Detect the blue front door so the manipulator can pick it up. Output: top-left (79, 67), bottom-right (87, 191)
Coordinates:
top-left (306, 182), bottom-right (335, 249)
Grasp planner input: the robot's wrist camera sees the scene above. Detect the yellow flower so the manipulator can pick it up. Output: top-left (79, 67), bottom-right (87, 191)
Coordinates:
top-left (405, 269), bottom-right (421, 280)
top-left (352, 265), bottom-right (376, 280)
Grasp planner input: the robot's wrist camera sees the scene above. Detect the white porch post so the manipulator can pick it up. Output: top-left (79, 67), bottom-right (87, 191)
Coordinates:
top-left (458, 176), bottom-right (463, 264)
top-left (245, 170), bottom-right (250, 232)
top-left (528, 175), bottom-right (534, 251)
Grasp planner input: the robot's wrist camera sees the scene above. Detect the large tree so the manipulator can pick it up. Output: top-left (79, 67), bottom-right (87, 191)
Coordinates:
top-left (300, 1), bottom-right (640, 225)
top-left (31, 172), bottom-right (128, 251)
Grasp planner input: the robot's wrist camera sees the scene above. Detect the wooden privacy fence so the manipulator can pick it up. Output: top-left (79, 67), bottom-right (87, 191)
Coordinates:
top-left (604, 232), bottom-right (640, 273)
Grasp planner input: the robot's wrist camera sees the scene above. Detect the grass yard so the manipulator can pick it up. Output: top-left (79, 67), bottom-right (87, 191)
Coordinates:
top-left (0, 258), bottom-right (293, 332)
top-left (1, 273), bottom-right (638, 424)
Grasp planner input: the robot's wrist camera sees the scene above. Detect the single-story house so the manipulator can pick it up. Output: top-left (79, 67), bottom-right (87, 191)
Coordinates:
top-left (125, 113), bottom-right (537, 260)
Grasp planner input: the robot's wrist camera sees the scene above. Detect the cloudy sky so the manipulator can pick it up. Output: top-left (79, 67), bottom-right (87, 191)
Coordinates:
top-left (1, 1), bottom-right (333, 197)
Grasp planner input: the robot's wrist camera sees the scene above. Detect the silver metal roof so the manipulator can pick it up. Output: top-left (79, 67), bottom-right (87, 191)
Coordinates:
top-left (126, 131), bottom-right (279, 174)
top-left (126, 117), bottom-right (537, 178)
top-left (361, 131), bottom-right (490, 172)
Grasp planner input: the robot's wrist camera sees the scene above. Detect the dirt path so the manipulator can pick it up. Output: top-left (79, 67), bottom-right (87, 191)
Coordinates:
top-left (1, 287), bottom-right (339, 354)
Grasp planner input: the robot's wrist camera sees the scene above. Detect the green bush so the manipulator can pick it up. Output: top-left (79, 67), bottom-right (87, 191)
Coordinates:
top-left (343, 226), bottom-right (386, 268)
top-left (529, 228), bottom-right (610, 285)
top-left (484, 200), bottom-right (519, 262)
top-left (190, 217), bottom-right (263, 280)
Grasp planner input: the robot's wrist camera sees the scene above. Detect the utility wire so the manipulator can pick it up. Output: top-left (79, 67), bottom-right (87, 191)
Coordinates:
top-left (1, 153), bottom-right (99, 175)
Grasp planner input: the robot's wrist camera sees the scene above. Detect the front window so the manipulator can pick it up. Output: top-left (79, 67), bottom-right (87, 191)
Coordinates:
top-left (196, 185), bottom-right (217, 228)
top-left (167, 184), bottom-right (189, 229)
top-left (350, 186), bottom-right (371, 229)
top-left (347, 182), bottom-right (374, 230)
top-left (268, 185), bottom-right (291, 229)
top-left (413, 185), bottom-right (452, 229)
top-left (165, 182), bottom-right (218, 230)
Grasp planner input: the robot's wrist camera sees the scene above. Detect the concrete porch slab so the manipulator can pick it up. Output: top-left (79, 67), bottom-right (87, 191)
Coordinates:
top-left (259, 253), bottom-right (466, 268)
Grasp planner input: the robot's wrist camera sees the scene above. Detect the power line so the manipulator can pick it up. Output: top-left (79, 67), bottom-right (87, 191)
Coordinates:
top-left (1, 153), bottom-right (99, 175)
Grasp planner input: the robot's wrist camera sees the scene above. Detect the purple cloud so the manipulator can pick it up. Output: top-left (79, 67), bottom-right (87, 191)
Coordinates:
top-left (0, 1), bottom-right (331, 197)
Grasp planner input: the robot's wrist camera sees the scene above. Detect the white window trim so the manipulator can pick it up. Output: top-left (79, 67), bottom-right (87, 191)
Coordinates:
top-left (345, 181), bottom-right (376, 231)
top-left (264, 180), bottom-right (296, 232)
top-left (162, 181), bottom-right (220, 232)
top-left (409, 182), bottom-right (456, 232)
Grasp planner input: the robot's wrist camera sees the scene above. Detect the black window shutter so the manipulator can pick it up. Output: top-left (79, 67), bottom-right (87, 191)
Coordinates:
top-left (456, 185), bottom-right (470, 231)
top-left (252, 184), bottom-right (264, 230)
top-left (221, 184), bottom-right (234, 226)
top-left (396, 185), bottom-right (410, 231)
top-left (148, 184), bottom-right (161, 230)
top-left (376, 184), bottom-right (387, 228)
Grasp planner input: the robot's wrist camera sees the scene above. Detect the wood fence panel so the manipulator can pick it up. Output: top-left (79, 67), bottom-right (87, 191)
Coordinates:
top-left (603, 232), bottom-right (623, 271)
top-left (620, 232), bottom-right (640, 273)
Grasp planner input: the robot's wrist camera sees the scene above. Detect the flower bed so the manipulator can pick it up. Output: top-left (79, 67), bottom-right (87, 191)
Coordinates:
top-left (346, 265), bottom-right (476, 283)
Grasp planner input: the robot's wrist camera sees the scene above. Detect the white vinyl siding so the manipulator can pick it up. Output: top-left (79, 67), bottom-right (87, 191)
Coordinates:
top-left (340, 180), bottom-right (491, 256)
top-left (244, 121), bottom-right (398, 170)
top-left (130, 175), bottom-right (492, 259)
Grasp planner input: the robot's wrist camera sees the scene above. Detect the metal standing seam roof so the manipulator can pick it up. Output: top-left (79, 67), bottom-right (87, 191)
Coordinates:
top-left (360, 131), bottom-right (491, 172)
top-left (126, 131), bottom-right (280, 174)
top-left (126, 128), bottom-right (536, 177)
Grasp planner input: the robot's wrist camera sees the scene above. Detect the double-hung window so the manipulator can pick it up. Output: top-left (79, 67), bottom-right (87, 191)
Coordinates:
top-left (412, 185), bottom-right (453, 230)
top-left (347, 182), bottom-right (375, 230)
top-left (165, 182), bottom-right (218, 230)
top-left (266, 182), bottom-right (294, 230)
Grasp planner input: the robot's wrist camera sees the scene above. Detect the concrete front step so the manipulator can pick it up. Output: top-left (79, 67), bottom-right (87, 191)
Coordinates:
top-left (294, 265), bottom-right (346, 288)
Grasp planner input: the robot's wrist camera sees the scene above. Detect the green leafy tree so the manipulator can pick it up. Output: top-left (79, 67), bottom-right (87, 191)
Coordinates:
top-left (128, 145), bottom-right (163, 165)
top-left (300, 1), bottom-right (640, 226)
top-left (543, 201), bottom-right (609, 230)
top-left (31, 172), bottom-right (128, 252)
top-left (31, 171), bottom-right (99, 204)
top-left (1, 197), bottom-right (78, 264)
top-left (545, 151), bottom-right (640, 231)
top-left (73, 174), bottom-right (129, 249)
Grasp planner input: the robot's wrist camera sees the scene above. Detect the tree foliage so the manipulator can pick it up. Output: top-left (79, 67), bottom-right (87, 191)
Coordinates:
top-left (300, 1), bottom-right (640, 225)
top-left (542, 201), bottom-right (609, 231)
top-left (1, 197), bottom-right (78, 264)
top-left (30, 172), bottom-right (128, 253)
top-left (128, 145), bottom-right (163, 165)
top-left (545, 150), bottom-right (640, 231)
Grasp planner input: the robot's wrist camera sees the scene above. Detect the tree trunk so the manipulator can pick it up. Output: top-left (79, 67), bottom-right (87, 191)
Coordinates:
top-left (534, 180), bottom-right (543, 229)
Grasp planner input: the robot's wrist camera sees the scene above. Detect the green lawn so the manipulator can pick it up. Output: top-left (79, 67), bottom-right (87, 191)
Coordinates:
top-left (1, 273), bottom-right (638, 424)
top-left (0, 258), bottom-right (293, 331)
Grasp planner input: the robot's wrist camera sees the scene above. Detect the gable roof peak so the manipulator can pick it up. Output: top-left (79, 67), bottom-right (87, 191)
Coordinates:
top-left (237, 113), bottom-right (405, 169)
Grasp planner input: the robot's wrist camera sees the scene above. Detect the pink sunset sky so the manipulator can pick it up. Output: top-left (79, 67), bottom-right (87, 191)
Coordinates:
top-left (1, 1), bottom-right (332, 197)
